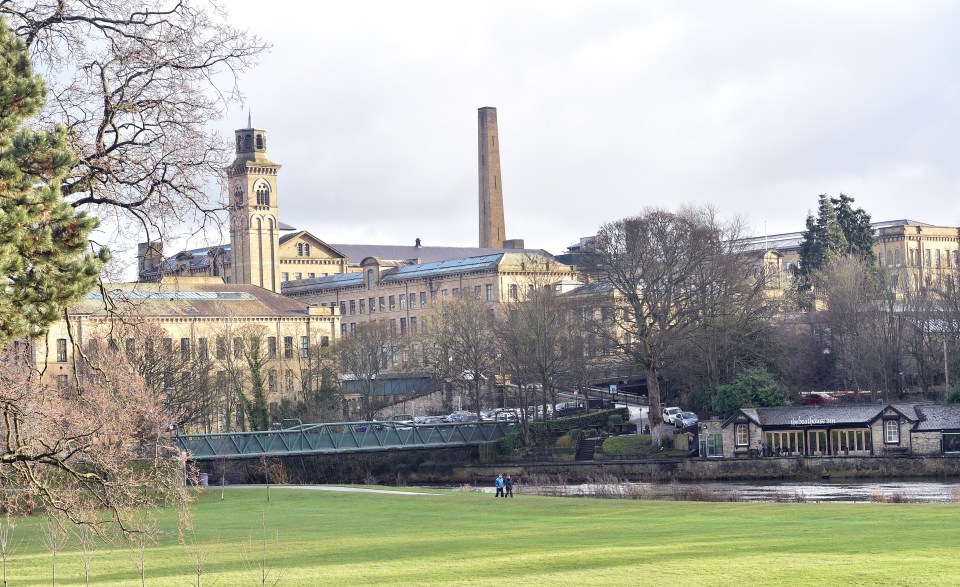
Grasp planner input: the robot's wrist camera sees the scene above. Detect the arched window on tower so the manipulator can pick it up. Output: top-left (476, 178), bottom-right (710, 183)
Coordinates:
top-left (234, 184), bottom-right (244, 207)
top-left (243, 134), bottom-right (253, 151)
top-left (256, 134), bottom-right (264, 149)
top-left (256, 184), bottom-right (269, 206)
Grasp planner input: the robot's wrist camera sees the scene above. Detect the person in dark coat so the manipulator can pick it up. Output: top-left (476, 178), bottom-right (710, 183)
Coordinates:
top-left (504, 474), bottom-right (513, 497)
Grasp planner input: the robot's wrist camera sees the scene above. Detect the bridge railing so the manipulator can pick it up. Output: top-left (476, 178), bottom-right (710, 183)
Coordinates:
top-left (176, 420), bottom-right (517, 461)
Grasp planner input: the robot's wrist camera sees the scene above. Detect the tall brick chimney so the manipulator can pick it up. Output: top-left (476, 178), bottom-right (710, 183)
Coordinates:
top-left (478, 107), bottom-right (506, 248)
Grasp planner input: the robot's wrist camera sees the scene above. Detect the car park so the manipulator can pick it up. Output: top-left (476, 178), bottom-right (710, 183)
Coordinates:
top-left (674, 411), bottom-right (699, 429)
top-left (662, 406), bottom-right (682, 424)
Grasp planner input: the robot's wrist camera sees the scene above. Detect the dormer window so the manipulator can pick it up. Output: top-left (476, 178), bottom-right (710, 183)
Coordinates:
top-left (367, 269), bottom-right (375, 290)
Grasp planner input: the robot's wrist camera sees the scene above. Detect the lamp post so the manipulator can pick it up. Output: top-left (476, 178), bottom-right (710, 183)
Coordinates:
top-left (497, 353), bottom-right (506, 409)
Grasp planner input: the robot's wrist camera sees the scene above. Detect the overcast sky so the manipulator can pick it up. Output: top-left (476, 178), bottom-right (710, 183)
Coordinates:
top-left (213, 1), bottom-right (960, 256)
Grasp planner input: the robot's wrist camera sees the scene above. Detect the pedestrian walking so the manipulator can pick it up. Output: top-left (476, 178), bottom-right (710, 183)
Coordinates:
top-left (495, 474), bottom-right (504, 497)
top-left (504, 474), bottom-right (513, 498)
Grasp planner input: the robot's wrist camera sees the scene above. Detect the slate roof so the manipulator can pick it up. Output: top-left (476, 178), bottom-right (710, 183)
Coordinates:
top-left (328, 243), bottom-right (553, 265)
top-left (736, 219), bottom-right (936, 254)
top-left (725, 404), bottom-right (892, 428)
top-left (73, 279), bottom-right (313, 318)
top-left (913, 404), bottom-right (960, 431)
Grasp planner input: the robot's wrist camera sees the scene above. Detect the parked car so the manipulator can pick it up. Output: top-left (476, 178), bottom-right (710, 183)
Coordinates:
top-left (662, 406), bottom-right (682, 424)
top-left (674, 411), bottom-right (699, 429)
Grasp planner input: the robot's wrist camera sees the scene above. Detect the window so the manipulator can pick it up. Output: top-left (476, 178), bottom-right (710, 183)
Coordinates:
top-left (420, 291), bottom-right (427, 307)
top-left (283, 336), bottom-right (294, 359)
top-left (268, 337), bottom-right (278, 359)
top-left (308, 273), bottom-right (315, 278)
top-left (885, 419), bottom-right (900, 444)
top-left (180, 338), bottom-right (191, 361)
top-left (349, 300), bottom-right (356, 315)
top-left (942, 433), bottom-right (960, 454)
top-left (304, 244), bottom-right (311, 256)
top-left (163, 338), bottom-right (173, 355)
top-left (409, 293), bottom-right (417, 309)
top-left (126, 338), bottom-right (136, 358)
top-left (400, 318), bottom-right (407, 335)
top-left (340, 302), bottom-right (346, 316)
top-left (233, 337), bottom-right (243, 359)
top-left (451, 288), bottom-right (458, 297)
top-left (341, 324), bottom-right (347, 337)
top-left (198, 338), bottom-right (208, 361)
top-left (285, 370), bottom-right (294, 393)
top-left (486, 284), bottom-right (494, 301)
top-left (379, 296), bottom-right (385, 312)
top-left (390, 319), bottom-right (397, 336)
top-left (268, 370), bottom-right (277, 393)
top-left (474, 285), bottom-right (481, 298)
top-left (509, 284), bottom-right (518, 300)
top-left (399, 295), bottom-right (406, 310)
top-left (282, 272), bottom-right (289, 282)
top-left (321, 336), bottom-right (329, 347)
top-left (297, 243), bottom-right (304, 257)
top-left (925, 249), bottom-right (932, 267)
top-left (369, 297), bottom-right (376, 314)
top-left (410, 316), bottom-right (417, 333)
top-left (359, 299), bottom-right (366, 314)
top-left (294, 272), bottom-right (302, 281)
top-left (57, 374), bottom-right (68, 390)
top-left (442, 289), bottom-right (448, 297)
top-left (256, 184), bottom-right (269, 206)
top-left (216, 337), bottom-right (227, 360)
top-left (86, 339), bottom-right (100, 358)
top-left (367, 269), bottom-right (375, 290)
top-left (300, 336), bottom-right (309, 358)
top-left (350, 322), bottom-right (357, 335)
top-left (389, 295), bottom-right (396, 311)
top-left (734, 424), bottom-right (749, 447)
top-left (936, 249), bottom-right (942, 267)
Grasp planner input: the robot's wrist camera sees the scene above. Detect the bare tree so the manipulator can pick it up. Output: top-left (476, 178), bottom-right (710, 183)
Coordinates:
top-left (428, 295), bottom-right (498, 419)
top-left (336, 321), bottom-right (393, 420)
top-left (2, 0), bottom-right (268, 258)
top-left (0, 347), bottom-right (189, 535)
top-left (581, 206), bottom-right (761, 445)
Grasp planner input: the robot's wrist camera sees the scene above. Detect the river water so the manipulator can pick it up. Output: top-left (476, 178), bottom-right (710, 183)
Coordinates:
top-left (469, 479), bottom-right (960, 503)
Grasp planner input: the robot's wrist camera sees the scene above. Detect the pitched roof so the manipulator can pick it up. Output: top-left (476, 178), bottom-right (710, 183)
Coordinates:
top-left (913, 404), bottom-right (960, 431)
top-left (72, 279), bottom-right (314, 318)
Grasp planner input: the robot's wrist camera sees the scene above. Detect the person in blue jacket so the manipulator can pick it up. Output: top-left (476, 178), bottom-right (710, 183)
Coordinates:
top-left (495, 474), bottom-right (504, 497)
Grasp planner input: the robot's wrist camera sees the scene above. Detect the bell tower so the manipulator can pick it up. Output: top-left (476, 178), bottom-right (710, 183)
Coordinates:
top-left (228, 118), bottom-right (282, 292)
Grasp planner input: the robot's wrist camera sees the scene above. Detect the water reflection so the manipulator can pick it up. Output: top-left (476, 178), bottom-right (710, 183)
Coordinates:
top-left (520, 479), bottom-right (960, 503)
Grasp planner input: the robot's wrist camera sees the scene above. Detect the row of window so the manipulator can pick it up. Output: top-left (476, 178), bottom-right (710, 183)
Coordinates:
top-left (340, 284), bottom-right (504, 318)
top-left (62, 334), bottom-right (331, 364)
top-left (880, 248), bottom-right (960, 269)
top-left (282, 271), bottom-right (328, 282)
top-left (733, 422), bottom-right (900, 451)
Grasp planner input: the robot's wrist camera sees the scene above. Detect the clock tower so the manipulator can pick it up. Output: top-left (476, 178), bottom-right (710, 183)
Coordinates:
top-left (228, 121), bottom-right (282, 292)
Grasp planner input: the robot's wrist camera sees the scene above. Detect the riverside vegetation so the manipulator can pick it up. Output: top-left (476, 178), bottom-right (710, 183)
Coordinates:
top-left (0, 487), bottom-right (959, 585)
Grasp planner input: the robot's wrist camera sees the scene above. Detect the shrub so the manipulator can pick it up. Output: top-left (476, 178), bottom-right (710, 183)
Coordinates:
top-left (948, 386), bottom-right (960, 404)
top-left (555, 434), bottom-right (576, 449)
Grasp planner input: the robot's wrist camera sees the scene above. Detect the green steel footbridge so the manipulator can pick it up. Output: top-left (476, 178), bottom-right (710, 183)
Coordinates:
top-left (176, 420), bottom-right (517, 461)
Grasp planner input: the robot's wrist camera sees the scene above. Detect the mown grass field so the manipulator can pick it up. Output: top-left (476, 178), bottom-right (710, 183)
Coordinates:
top-left (3, 486), bottom-right (960, 585)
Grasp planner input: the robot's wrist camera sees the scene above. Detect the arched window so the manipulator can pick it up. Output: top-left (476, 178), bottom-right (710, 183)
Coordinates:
top-left (256, 183), bottom-right (269, 206)
top-left (243, 134), bottom-right (253, 150)
top-left (304, 243), bottom-right (311, 257)
top-left (367, 269), bottom-right (375, 290)
top-left (297, 243), bottom-right (304, 257)
top-left (256, 134), bottom-right (264, 150)
top-left (233, 183), bottom-right (244, 207)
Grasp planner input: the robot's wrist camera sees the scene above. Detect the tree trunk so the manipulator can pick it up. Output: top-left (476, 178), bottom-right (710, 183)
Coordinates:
top-left (647, 365), bottom-right (666, 447)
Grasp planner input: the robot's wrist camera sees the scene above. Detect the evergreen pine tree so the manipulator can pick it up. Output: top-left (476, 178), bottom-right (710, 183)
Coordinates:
top-left (832, 193), bottom-right (874, 261)
top-left (0, 17), bottom-right (105, 343)
top-left (798, 194), bottom-right (845, 278)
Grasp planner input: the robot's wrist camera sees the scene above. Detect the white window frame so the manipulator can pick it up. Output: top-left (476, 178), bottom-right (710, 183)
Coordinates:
top-left (884, 419), bottom-right (900, 444)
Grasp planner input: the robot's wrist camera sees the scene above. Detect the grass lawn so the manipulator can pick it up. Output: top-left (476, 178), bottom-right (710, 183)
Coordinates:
top-left (3, 486), bottom-right (960, 585)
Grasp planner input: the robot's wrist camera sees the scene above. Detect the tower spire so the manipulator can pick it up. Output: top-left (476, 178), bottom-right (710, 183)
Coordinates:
top-left (247, 109), bottom-right (252, 129)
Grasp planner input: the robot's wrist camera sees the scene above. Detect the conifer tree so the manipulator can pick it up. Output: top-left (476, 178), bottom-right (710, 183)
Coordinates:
top-left (797, 193), bottom-right (874, 282)
top-left (0, 17), bottom-right (105, 343)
